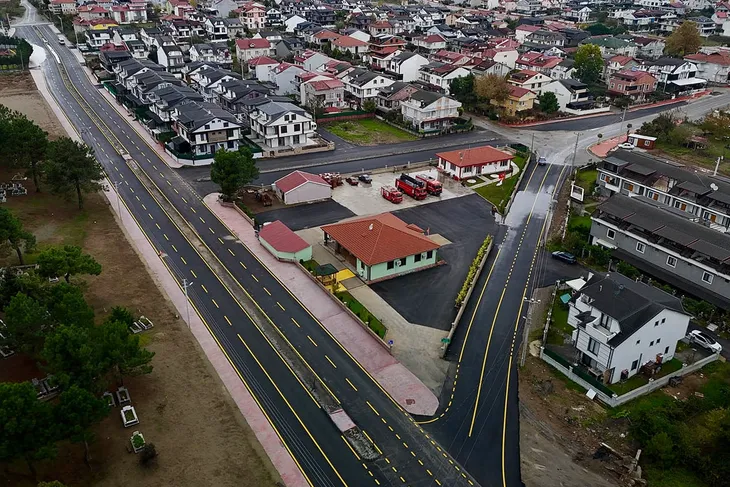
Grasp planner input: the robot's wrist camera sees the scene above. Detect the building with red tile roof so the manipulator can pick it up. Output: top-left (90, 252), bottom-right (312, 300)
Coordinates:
top-left (258, 220), bottom-right (312, 262)
top-left (437, 145), bottom-right (515, 179)
top-left (321, 213), bottom-right (441, 282)
top-left (274, 171), bottom-right (331, 204)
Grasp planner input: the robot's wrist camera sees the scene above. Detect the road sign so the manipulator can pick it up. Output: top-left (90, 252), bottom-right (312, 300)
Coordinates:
top-left (441, 337), bottom-right (451, 344)
top-left (387, 339), bottom-right (394, 347)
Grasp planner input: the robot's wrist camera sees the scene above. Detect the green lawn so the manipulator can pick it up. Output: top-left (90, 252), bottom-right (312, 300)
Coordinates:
top-left (645, 467), bottom-right (708, 487)
top-left (325, 119), bottom-right (418, 146)
top-left (609, 358), bottom-right (684, 396)
top-left (574, 167), bottom-right (597, 192)
top-left (473, 154), bottom-right (527, 212)
top-left (334, 290), bottom-right (387, 338)
top-left (546, 294), bottom-right (572, 345)
top-left (656, 139), bottom-right (730, 175)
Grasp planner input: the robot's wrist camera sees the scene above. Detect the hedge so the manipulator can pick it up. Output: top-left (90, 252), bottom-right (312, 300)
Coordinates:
top-left (454, 235), bottom-right (493, 307)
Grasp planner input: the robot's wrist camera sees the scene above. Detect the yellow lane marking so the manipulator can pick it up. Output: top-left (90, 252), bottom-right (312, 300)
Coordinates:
top-left (325, 355), bottom-right (337, 369)
top-left (163, 234), bottom-right (169, 240)
top-left (148, 213), bottom-right (153, 219)
top-left (171, 244), bottom-right (178, 252)
top-left (366, 401), bottom-right (380, 416)
top-left (166, 180), bottom-right (171, 186)
top-left (191, 270), bottom-right (197, 278)
top-left (182, 197), bottom-right (188, 203)
top-left (201, 284), bottom-right (208, 294)
top-left (228, 248), bottom-right (235, 256)
top-left (341, 435), bottom-right (360, 460)
top-left (199, 216), bottom-right (205, 224)
top-left (264, 287), bottom-right (271, 296)
top-left (277, 302), bottom-right (285, 311)
top-left (346, 378), bottom-right (358, 391)
top-left (251, 274), bottom-right (258, 282)
top-left (180, 256), bottom-right (187, 264)
top-left (209, 227), bottom-right (215, 234)
top-left (218, 237), bottom-right (224, 244)
top-left (307, 335), bottom-right (317, 347)
top-left (155, 223), bottom-right (160, 229)
top-left (224, 316), bottom-right (232, 326)
top-left (212, 299), bottom-right (219, 309)
top-left (291, 317), bottom-right (301, 328)
top-left (240, 261), bottom-right (247, 269)
top-left (135, 195), bottom-right (140, 201)
top-left (174, 188), bottom-right (179, 194)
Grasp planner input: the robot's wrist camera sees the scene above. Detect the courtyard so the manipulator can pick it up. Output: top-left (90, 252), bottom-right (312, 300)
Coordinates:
top-left (324, 118), bottom-right (418, 146)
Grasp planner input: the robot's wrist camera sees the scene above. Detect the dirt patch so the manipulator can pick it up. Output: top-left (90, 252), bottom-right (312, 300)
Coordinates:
top-left (0, 71), bottom-right (280, 487)
top-left (547, 175), bottom-right (571, 243)
top-left (0, 72), bottom-right (65, 140)
top-left (519, 357), bottom-right (626, 487)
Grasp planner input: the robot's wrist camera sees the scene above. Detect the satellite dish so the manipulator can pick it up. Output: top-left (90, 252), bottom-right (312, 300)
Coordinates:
top-left (711, 183), bottom-right (719, 191)
top-left (368, 223), bottom-right (374, 230)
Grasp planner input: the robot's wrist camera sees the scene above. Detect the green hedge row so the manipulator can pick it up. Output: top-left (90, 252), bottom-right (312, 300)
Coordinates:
top-left (454, 235), bottom-right (493, 307)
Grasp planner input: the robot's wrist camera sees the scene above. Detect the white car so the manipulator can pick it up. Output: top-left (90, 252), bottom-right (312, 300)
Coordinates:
top-left (618, 143), bottom-right (634, 150)
top-left (687, 329), bottom-right (722, 353)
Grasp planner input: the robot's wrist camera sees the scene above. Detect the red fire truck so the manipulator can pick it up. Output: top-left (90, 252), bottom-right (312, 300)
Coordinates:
top-left (396, 174), bottom-right (427, 200)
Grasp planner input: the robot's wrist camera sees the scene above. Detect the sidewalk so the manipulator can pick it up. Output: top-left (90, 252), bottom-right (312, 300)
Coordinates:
top-left (31, 56), bottom-right (307, 487)
top-left (204, 194), bottom-right (440, 416)
top-left (588, 134), bottom-right (628, 158)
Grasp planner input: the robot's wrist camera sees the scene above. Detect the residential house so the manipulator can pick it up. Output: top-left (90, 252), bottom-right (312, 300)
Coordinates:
top-left (274, 37), bottom-right (304, 59)
top-left (266, 8), bottom-right (283, 27)
top-left (542, 79), bottom-right (606, 114)
top-left (492, 85), bottom-right (537, 116)
top-left (77, 4), bottom-right (110, 21)
top-left (436, 145), bottom-right (515, 179)
top-left (249, 56), bottom-right (279, 81)
top-left (239, 2), bottom-right (266, 31)
top-left (385, 51), bottom-right (429, 82)
top-left (189, 43), bottom-right (232, 67)
top-left (639, 58), bottom-right (706, 93)
top-left (270, 62), bottom-right (305, 96)
top-left (430, 50), bottom-right (471, 67)
top-left (49, 0), bottom-right (77, 15)
top-left (400, 90), bottom-right (462, 132)
top-left (561, 6), bottom-right (591, 23)
top-left (331, 36), bottom-right (369, 56)
top-left (235, 38), bottom-right (273, 62)
top-left (167, 102), bottom-right (244, 164)
top-left (293, 49), bottom-right (332, 72)
top-left (301, 77), bottom-right (346, 110)
top-left (582, 36), bottom-right (638, 58)
top-left (376, 82), bottom-right (418, 113)
top-left (515, 24), bottom-right (540, 43)
top-left (685, 51), bottom-right (730, 84)
top-left (369, 20), bottom-right (396, 37)
top-left (204, 17), bottom-right (230, 42)
top-left (633, 36), bottom-right (666, 59)
top-left (483, 47), bottom-right (519, 69)
top-left (607, 70), bottom-right (657, 102)
top-left (508, 69), bottom-right (552, 96)
top-left (215, 79), bottom-right (271, 124)
top-left (589, 193), bottom-right (730, 310)
top-left (248, 100), bottom-right (317, 154)
top-left (550, 58), bottom-right (575, 80)
top-left (524, 29), bottom-right (566, 50)
top-left (472, 59), bottom-right (510, 77)
top-left (156, 43), bottom-right (185, 75)
top-left (284, 14), bottom-right (308, 33)
top-left (147, 84), bottom-right (204, 133)
top-left (515, 52), bottom-right (563, 76)
top-left (342, 68), bottom-right (394, 105)
top-left (86, 29), bottom-right (114, 50)
top-left (412, 34), bottom-right (448, 53)
top-left (110, 4), bottom-right (148, 24)
top-left (417, 62), bottom-right (470, 94)
top-left (321, 213), bottom-right (441, 283)
top-left (604, 55), bottom-right (639, 80)
top-left (99, 50), bottom-right (133, 72)
top-left (565, 272), bottom-right (691, 385)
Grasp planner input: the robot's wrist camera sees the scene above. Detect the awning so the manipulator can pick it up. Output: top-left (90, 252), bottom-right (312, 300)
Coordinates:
top-left (670, 77), bottom-right (707, 86)
top-left (565, 277), bottom-right (586, 291)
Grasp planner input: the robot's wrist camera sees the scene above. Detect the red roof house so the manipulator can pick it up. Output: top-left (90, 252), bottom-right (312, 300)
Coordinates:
top-left (436, 145), bottom-right (515, 179)
top-left (274, 171), bottom-right (332, 205)
top-left (258, 221), bottom-right (312, 262)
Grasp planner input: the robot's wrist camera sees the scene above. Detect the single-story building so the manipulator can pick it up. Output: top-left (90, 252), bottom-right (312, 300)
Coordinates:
top-left (436, 145), bottom-right (514, 180)
top-left (273, 170), bottom-right (331, 205)
top-left (626, 134), bottom-right (657, 150)
top-left (321, 213), bottom-right (441, 283)
top-left (258, 220), bottom-right (312, 262)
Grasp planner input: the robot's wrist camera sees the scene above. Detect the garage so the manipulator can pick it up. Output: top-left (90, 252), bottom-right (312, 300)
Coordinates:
top-left (273, 170), bottom-right (331, 205)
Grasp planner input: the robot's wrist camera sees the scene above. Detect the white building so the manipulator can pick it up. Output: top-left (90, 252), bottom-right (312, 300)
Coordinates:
top-left (342, 68), bottom-right (394, 105)
top-left (566, 273), bottom-right (691, 385)
top-left (168, 102), bottom-right (245, 164)
top-left (386, 51), bottom-right (429, 83)
top-left (273, 170), bottom-right (332, 205)
top-left (235, 38), bottom-right (274, 62)
top-left (284, 14), bottom-right (307, 33)
top-left (248, 100), bottom-right (317, 154)
top-left (49, 0), bottom-right (78, 15)
top-left (417, 63), bottom-right (470, 94)
top-left (400, 90), bottom-right (462, 132)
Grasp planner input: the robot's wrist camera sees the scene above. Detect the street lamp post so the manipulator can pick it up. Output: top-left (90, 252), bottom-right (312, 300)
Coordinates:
top-left (182, 278), bottom-right (193, 329)
top-left (570, 132), bottom-right (581, 176)
top-left (113, 180), bottom-right (122, 217)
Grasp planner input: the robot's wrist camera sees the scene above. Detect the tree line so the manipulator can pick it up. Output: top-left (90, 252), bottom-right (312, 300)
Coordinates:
top-left (0, 104), bottom-right (105, 209)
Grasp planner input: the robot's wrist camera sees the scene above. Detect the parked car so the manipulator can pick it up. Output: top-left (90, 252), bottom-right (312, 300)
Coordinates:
top-left (687, 329), bottom-right (722, 353)
top-left (345, 177), bottom-right (359, 186)
top-left (537, 156), bottom-right (547, 166)
top-left (551, 251), bottom-right (577, 264)
top-left (358, 174), bottom-right (372, 184)
top-left (618, 143), bottom-right (634, 150)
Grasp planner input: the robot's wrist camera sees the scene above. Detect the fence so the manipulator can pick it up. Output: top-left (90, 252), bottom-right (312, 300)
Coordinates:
top-left (316, 111), bottom-right (375, 124)
top-left (540, 346), bottom-right (719, 407)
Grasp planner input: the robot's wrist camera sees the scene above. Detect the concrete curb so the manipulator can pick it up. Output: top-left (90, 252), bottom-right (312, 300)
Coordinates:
top-left (30, 51), bottom-right (306, 487)
top-left (442, 240), bottom-right (493, 358)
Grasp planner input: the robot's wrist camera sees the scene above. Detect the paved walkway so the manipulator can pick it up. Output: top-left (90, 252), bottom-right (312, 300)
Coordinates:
top-left (30, 58), bottom-right (306, 487)
top-left (203, 194), bottom-right (440, 416)
top-left (588, 134), bottom-right (628, 158)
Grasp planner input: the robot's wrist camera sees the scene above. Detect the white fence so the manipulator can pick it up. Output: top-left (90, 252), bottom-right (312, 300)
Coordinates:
top-left (540, 347), bottom-right (719, 407)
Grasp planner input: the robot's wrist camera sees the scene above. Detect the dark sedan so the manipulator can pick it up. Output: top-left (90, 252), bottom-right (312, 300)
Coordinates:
top-left (551, 251), bottom-right (577, 264)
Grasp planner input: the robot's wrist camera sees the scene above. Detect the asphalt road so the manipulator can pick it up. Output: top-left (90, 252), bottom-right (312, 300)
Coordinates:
top-left (256, 199), bottom-right (355, 231)
top-left (20, 21), bottom-right (478, 487)
top-left (529, 102), bottom-right (690, 132)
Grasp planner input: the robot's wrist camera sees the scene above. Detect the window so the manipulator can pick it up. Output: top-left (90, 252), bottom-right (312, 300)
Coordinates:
top-left (387, 261), bottom-right (395, 270)
top-left (607, 229), bottom-right (615, 239)
top-left (665, 346), bottom-right (669, 354)
top-left (654, 320), bottom-right (659, 327)
top-left (636, 340), bottom-right (640, 345)
top-left (223, 122), bottom-right (229, 128)
top-left (650, 340), bottom-right (654, 346)
top-left (631, 359), bottom-right (639, 371)
top-left (702, 271), bottom-right (714, 284)
top-left (661, 318), bottom-right (665, 324)
top-left (657, 338), bottom-right (661, 344)
top-left (426, 250), bottom-right (433, 259)
top-left (666, 256), bottom-right (677, 268)
top-left (414, 253), bottom-right (422, 263)
top-left (294, 123), bottom-right (301, 132)
top-left (399, 257), bottom-right (406, 266)
top-left (636, 242), bottom-right (646, 253)
top-left (588, 337), bottom-right (600, 355)
top-left (204, 124), bottom-right (210, 130)
top-left (280, 126), bottom-right (288, 134)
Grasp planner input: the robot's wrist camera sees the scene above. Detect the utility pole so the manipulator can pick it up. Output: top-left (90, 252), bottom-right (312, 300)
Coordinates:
top-left (521, 296), bottom-right (540, 367)
top-left (715, 156), bottom-right (723, 176)
top-left (57, 14), bottom-right (63, 34)
top-left (182, 279), bottom-right (193, 329)
top-left (619, 105), bottom-right (627, 134)
top-left (530, 132), bottom-right (535, 155)
top-left (570, 132), bottom-right (580, 176)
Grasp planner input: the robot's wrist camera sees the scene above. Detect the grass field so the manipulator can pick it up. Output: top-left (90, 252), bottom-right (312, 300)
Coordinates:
top-left (608, 358), bottom-right (683, 395)
top-left (473, 154), bottom-right (528, 213)
top-left (326, 118), bottom-right (418, 146)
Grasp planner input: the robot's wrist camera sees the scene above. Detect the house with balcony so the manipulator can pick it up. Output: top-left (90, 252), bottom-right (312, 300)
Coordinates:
top-left (249, 56), bottom-right (279, 81)
top-left (385, 51), bottom-right (429, 82)
top-left (400, 90), bottom-right (462, 133)
top-left (369, 20), bottom-right (396, 37)
top-left (236, 37), bottom-right (274, 62)
top-left (342, 68), bottom-right (395, 105)
top-left (550, 58), bottom-right (575, 80)
top-left (167, 102), bottom-right (244, 164)
top-left (542, 79), bottom-right (608, 115)
top-left (436, 145), bottom-right (514, 179)
top-left (125, 69), bottom-right (183, 108)
top-left (266, 8), bottom-right (283, 27)
top-left (189, 43), bottom-right (232, 67)
top-left (412, 34), bottom-right (447, 53)
top-left (515, 52), bottom-right (563, 76)
top-left (607, 70), bottom-right (657, 102)
top-left (604, 55), bottom-right (639, 80)
top-left (111, 4), bottom-right (148, 25)
top-left (99, 49), bottom-right (132, 72)
top-left (589, 193), bottom-right (730, 310)
top-left (301, 77), bottom-right (346, 111)
top-left (639, 58), bottom-right (706, 93)
top-left (49, 0), bottom-right (77, 15)
top-left (595, 151), bottom-right (730, 235)
top-left (523, 29), bottom-right (566, 50)
top-left (146, 84), bottom-right (204, 134)
top-left (271, 62), bottom-right (305, 96)
top-left (633, 36), bottom-right (666, 60)
top-left (685, 51), bottom-right (730, 84)
top-left (239, 2), bottom-right (266, 31)
top-left (417, 63), bottom-right (470, 94)
top-left (376, 82), bottom-right (418, 114)
top-left (156, 44), bottom-right (185, 75)
top-left (215, 79), bottom-right (271, 125)
top-left (204, 17), bottom-right (231, 42)
top-left (508, 69), bottom-right (552, 96)
top-left (582, 36), bottom-right (638, 58)
top-left (564, 272), bottom-right (691, 385)
top-left (248, 100), bottom-right (317, 155)
top-left (430, 50), bottom-right (471, 67)
top-left (492, 85), bottom-right (537, 116)
top-left (86, 29), bottom-right (114, 50)
top-left (331, 35), bottom-right (369, 57)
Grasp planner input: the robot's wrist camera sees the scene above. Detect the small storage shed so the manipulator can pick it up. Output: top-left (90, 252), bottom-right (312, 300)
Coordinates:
top-left (273, 170), bottom-right (331, 205)
top-left (627, 134), bottom-right (657, 149)
top-left (258, 220), bottom-right (312, 262)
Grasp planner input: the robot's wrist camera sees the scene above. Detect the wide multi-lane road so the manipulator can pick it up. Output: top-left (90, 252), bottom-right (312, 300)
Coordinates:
top-left (19, 23), bottom-right (477, 487)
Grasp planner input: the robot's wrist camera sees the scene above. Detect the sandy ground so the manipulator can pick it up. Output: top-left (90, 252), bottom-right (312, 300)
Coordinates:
top-left (0, 73), bottom-right (280, 486)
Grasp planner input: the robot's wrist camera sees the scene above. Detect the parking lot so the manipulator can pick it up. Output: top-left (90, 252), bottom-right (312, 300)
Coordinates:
top-left (331, 167), bottom-right (473, 216)
top-left (371, 194), bottom-right (498, 330)
top-left (255, 200), bottom-right (355, 231)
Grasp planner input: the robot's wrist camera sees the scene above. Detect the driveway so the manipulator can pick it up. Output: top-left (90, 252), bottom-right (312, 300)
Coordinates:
top-left (371, 194), bottom-right (498, 330)
top-left (255, 200), bottom-right (355, 231)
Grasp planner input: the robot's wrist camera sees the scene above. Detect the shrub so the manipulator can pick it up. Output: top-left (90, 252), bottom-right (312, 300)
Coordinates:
top-left (454, 235), bottom-right (493, 307)
top-left (140, 443), bottom-right (157, 465)
top-left (109, 306), bottom-right (134, 326)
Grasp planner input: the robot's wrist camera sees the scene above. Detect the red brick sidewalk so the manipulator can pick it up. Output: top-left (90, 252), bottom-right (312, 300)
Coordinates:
top-left (204, 195), bottom-right (440, 417)
top-left (588, 134), bottom-right (628, 158)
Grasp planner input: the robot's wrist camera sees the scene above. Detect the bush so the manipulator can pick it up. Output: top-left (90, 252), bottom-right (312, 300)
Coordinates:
top-left (139, 443), bottom-right (157, 465)
top-left (455, 235), bottom-right (493, 307)
top-left (108, 306), bottom-right (134, 326)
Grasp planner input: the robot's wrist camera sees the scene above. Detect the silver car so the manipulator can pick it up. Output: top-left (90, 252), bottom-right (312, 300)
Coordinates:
top-left (687, 329), bottom-right (722, 353)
